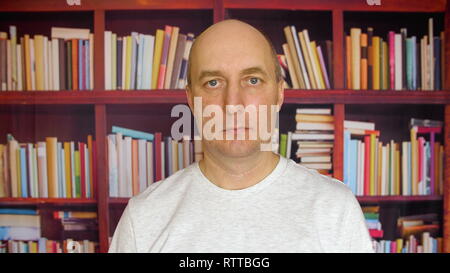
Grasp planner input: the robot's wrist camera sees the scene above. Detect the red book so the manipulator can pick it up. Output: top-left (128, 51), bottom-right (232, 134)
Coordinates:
top-left (418, 136), bottom-right (424, 193)
top-left (79, 142), bottom-right (86, 198)
top-left (154, 132), bottom-right (162, 182)
top-left (369, 229), bottom-right (384, 238)
top-left (364, 135), bottom-right (370, 196)
top-left (72, 39), bottom-right (78, 90)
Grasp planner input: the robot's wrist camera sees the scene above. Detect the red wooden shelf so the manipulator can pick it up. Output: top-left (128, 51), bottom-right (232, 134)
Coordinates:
top-left (224, 0), bottom-right (446, 12)
top-left (357, 195), bottom-right (443, 203)
top-left (108, 198), bottom-right (130, 206)
top-left (0, 198), bottom-right (97, 206)
top-left (1, 89), bottom-right (449, 105)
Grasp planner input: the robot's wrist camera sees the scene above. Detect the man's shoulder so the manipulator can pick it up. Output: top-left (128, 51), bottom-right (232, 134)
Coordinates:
top-left (128, 163), bottom-right (197, 208)
top-left (284, 159), bottom-right (353, 200)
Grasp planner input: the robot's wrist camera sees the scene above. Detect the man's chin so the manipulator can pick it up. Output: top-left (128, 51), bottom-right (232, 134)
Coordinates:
top-left (214, 139), bottom-right (262, 158)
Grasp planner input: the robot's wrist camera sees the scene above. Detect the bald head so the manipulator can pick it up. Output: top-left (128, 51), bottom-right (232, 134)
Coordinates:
top-left (186, 19), bottom-right (282, 88)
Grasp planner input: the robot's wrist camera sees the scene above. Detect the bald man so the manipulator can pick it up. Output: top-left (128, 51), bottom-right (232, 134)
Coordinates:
top-left (109, 19), bottom-right (374, 253)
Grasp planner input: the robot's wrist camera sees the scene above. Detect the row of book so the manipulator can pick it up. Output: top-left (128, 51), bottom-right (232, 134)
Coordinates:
top-left (0, 238), bottom-right (97, 253)
top-left (0, 26), bottom-right (94, 91)
top-left (343, 118), bottom-right (444, 196)
top-left (0, 134), bottom-right (96, 198)
top-left (104, 26), bottom-right (195, 90)
top-left (363, 206), bottom-right (383, 239)
top-left (107, 126), bottom-right (202, 197)
top-left (282, 26), bottom-right (333, 89)
top-left (345, 18), bottom-right (445, 91)
top-left (372, 233), bottom-right (442, 253)
top-left (0, 208), bottom-right (40, 242)
top-left (280, 108), bottom-right (334, 176)
top-left (53, 210), bottom-right (98, 232)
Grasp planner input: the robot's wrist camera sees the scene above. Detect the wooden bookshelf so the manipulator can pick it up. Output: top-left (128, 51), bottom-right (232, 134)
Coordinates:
top-left (0, 0), bottom-right (449, 253)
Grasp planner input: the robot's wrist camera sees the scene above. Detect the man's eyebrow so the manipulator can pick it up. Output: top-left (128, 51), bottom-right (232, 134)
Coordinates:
top-left (198, 66), bottom-right (268, 81)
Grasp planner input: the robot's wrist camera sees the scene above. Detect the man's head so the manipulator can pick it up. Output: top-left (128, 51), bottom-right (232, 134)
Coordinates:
top-left (186, 19), bottom-right (284, 159)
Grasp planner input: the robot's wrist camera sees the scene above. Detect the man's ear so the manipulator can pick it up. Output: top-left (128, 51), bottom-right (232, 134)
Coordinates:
top-left (185, 84), bottom-right (194, 112)
top-left (276, 79), bottom-right (284, 112)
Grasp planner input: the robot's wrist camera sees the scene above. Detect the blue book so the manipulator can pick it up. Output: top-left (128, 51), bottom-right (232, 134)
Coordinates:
top-left (85, 40), bottom-right (90, 90)
top-left (0, 208), bottom-right (37, 215)
top-left (411, 36), bottom-right (417, 90)
top-left (142, 35), bottom-right (155, 89)
top-left (350, 139), bottom-right (358, 195)
top-left (112, 126), bottom-right (154, 141)
top-left (406, 38), bottom-right (413, 90)
top-left (136, 34), bottom-right (145, 90)
top-left (130, 32), bottom-right (138, 89)
top-left (38, 238), bottom-right (47, 253)
top-left (20, 147), bottom-right (28, 198)
top-left (78, 39), bottom-right (83, 90)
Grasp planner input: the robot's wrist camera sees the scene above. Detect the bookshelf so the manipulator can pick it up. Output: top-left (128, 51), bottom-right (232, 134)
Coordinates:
top-left (0, 0), bottom-right (449, 253)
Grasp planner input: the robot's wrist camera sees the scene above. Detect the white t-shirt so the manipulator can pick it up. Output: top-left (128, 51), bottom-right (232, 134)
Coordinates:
top-left (108, 155), bottom-right (374, 253)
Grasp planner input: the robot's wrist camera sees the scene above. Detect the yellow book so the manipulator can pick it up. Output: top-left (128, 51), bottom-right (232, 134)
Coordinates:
top-left (24, 34), bottom-right (31, 91)
top-left (152, 29), bottom-right (164, 90)
top-left (29, 241), bottom-right (38, 253)
top-left (295, 114), bottom-right (334, 123)
top-left (310, 41), bottom-right (325, 89)
top-left (34, 35), bottom-right (44, 90)
top-left (111, 33), bottom-right (117, 90)
top-left (372, 36), bottom-right (380, 90)
top-left (382, 41), bottom-right (389, 90)
top-left (282, 43), bottom-right (300, 89)
top-left (396, 238), bottom-right (403, 253)
top-left (64, 142), bottom-right (72, 198)
top-left (125, 36), bottom-right (132, 90)
top-left (350, 28), bottom-right (361, 90)
top-left (298, 31), bottom-right (317, 89)
top-left (164, 26), bottom-right (179, 89)
top-left (282, 26), bottom-right (304, 89)
top-left (46, 137), bottom-right (58, 198)
top-left (370, 133), bottom-right (375, 196)
top-left (410, 127), bottom-right (417, 195)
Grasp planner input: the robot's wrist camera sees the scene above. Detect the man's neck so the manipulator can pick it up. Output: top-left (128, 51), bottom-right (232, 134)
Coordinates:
top-left (198, 150), bottom-right (280, 190)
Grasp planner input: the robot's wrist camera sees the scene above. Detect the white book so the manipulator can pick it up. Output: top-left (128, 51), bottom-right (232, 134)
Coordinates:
top-left (146, 141), bottom-right (154, 187)
top-left (51, 27), bottom-right (90, 40)
top-left (344, 120), bottom-right (375, 131)
top-left (30, 38), bottom-right (36, 90)
top-left (116, 133), bottom-right (125, 197)
top-left (358, 140), bottom-right (364, 196)
top-left (402, 142), bottom-right (407, 196)
top-left (104, 31), bottom-right (112, 90)
top-left (136, 34), bottom-right (145, 90)
top-left (299, 156), bottom-right (331, 163)
top-left (89, 33), bottom-right (94, 90)
top-left (51, 38), bottom-right (59, 90)
top-left (292, 133), bottom-right (334, 141)
top-left (297, 122), bottom-right (334, 131)
top-left (395, 34), bottom-right (402, 90)
top-left (26, 143), bottom-right (34, 197)
top-left (142, 35), bottom-right (155, 89)
top-left (47, 40), bottom-right (53, 90)
top-left (43, 36), bottom-right (48, 90)
top-left (111, 33), bottom-right (117, 90)
top-left (177, 33), bottom-right (194, 89)
top-left (37, 142), bottom-right (48, 198)
top-left (124, 136), bottom-right (132, 197)
top-left (296, 108), bottom-right (331, 115)
top-left (286, 131), bottom-right (292, 159)
top-left (303, 29), bottom-right (323, 89)
top-left (291, 25), bottom-right (310, 89)
top-left (381, 145), bottom-right (387, 196)
top-left (6, 40), bottom-right (11, 90)
top-left (32, 145), bottom-right (39, 198)
top-left (108, 135), bottom-right (118, 197)
top-left (297, 148), bottom-right (332, 154)
top-left (138, 139), bottom-right (147, 193)
top-left (300, 162), bottom-right (332, 170)
top-left (16, 44), bottom-right (23, 91)
top-left (390, 140), bottom-right (395, 195)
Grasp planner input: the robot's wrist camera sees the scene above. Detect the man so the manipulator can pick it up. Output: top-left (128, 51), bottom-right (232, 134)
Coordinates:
top-left (109, 19), bottom-right (374, 253)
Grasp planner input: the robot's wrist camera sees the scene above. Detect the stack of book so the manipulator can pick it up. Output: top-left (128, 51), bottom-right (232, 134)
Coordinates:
top-left (0, 26), bottom-right (94, 91)
top-left (0, 238), bottom-right (97, 253)
top-left (0, 208), bottom-right (40, 242)
top-left (291, 108), bottom-right (334, 176)
top-left (372, 233), bottom-right (442, 253)
top-left (53, 210), bottom-right (98, 233)
top-left (363, 206), bottom-right (384, 240)
top-left (345, 18), bottom-right (445, 90)
top-left (107, 126), bottom-right (200, 198)
top-left (104, 26), bottom-right (195, 90)
top-left (397, 213), bottom-right (440, 240)
top-left (343, 118), bottom-right (444, 196)
top-left (0, 134), bottom-right (96, 199)
top-left (282, 26), bottom-right (332, 89)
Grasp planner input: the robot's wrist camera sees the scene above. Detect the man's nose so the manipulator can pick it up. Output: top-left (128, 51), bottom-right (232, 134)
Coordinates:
top-left (223, 81), bottom-right (244, 113)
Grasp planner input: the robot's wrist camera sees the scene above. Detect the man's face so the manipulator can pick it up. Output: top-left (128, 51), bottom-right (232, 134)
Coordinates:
top-left (187, 22), bottom-right (284, 159)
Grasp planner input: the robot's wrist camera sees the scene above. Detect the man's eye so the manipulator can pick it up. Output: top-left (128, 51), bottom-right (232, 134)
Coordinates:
top-left (248, 77), bottom-right (260, 85)
top-left (206, 79), bottom-right (219, 88)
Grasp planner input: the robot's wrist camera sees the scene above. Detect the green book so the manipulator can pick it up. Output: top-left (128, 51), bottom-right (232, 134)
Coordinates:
top-left (74, 150), bottom-right (80, 198)
top-left (364, 212), bottom-right (379, 220)
top-left (67, 40), bottom-right (72, 90)
top-left (279, 133), bottom-right (287, 157)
